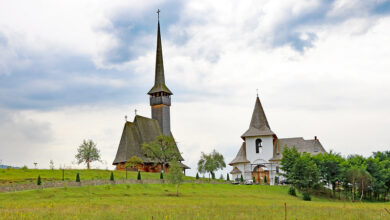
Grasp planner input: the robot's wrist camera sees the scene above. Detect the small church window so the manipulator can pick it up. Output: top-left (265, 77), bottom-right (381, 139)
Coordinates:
top-left (255, 139), bottom-right (262, 153)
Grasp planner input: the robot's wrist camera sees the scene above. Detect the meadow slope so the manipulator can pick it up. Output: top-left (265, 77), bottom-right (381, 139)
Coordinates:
top-left (0, 183), bottom-right (388, 220)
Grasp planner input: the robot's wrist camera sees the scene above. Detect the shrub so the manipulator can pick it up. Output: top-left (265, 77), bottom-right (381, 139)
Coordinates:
top-left (240, 174), bottom-right (244, 182)
top-left (196, 173), bottom-right (199, 180)
top-left (253, 176), bottom-right (256, 184)
top-left (137, 171), bottom-right (141, 180)
top-left (160, 172), bottom-right (164, 180)
top-left (110, 172), bottom-right (114, 181)
top-left (22, 165), bottom-right (28, 171)
top-left (303, 192), bottom-right (311, 201)
top-left (264, 175), bottom-right (267, 184)
top-left (274, 176), bottom-right (279, 185)
top-left (288, 187), bottom-right (297, 196)
top-left (219, 174), bottom-right (224, 180)
top-left (226, 173), bottom-right (230, 181)
top-left (37, 175), bottom-right (42, 185)
top-left (76, 173), bottom-right (80, 182)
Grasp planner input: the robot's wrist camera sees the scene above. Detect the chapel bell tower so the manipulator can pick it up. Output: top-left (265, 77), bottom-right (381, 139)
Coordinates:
top-left (147, 11), bottom-right (172, 136)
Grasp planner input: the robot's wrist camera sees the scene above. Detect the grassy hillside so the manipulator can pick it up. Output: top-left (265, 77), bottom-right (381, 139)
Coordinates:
top-left (0, 183), bottom-right (388, 219)
top-left (0, 169), bottom-right (195, 184)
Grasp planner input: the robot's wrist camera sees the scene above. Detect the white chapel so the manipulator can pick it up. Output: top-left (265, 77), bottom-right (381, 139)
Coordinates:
top-left (229, 95), bottom-right (326, 185)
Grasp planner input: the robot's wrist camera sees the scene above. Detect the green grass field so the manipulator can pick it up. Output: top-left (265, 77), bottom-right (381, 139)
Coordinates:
top-left (0, 183), bottom-right (389, 219)
top-left (0, 169), bottom-right (196, 184)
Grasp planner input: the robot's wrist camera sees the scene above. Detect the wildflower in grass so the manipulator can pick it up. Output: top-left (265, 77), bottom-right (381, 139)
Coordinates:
top-left (110, 172), bottom-right (114, 181)
top-left (76, 173), bottom-right (80, 182)
top-left (37, 175), bottom-right (42, 185)
top-left (137, 171), bottom-right (141, 180)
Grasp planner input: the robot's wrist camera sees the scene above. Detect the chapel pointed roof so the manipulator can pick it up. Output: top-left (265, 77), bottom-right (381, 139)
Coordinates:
top-left (229, 142), bottom-right (250, 165)
top-left (147, 19), bottom-right (173, 95)
top-left (241, 96), bottom-right (275, 138)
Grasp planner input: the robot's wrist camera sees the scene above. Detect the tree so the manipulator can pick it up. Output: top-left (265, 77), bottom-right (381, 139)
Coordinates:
top-left (76, 173), bottom-right (80, 182)
top-left (313, 151), bottom-right (344, 197)
top-left (160, 172), bottom-right (164, 180)
top-left (137, 171), bottom-right (141, 180)
top-left (280, 146), bottom-right (300, 180)
top-left (49, 160), bottom-right (54, 170)
top-left (219, 174), bottom-right (224, 180)
top-left (240, 174), bottom-right (244, 182)
top-left (196, 173), bottom-right (200, 180)
top-left (75, 139), bottom-right (101, 169)
top-left (290, 153), bottom-right (320, 193)
top-left (197, 150), bottom-right (226, 179)
top-left (226, 173), bottom-right (230, 181)
top-left (37, 175), bottom-right (42, 185)
top-left (110, 172), bottom-right (114, 181)
top-left (167, 160), bottom-right (183, 196)
top-left (264, 175), bottom-right (267, 184)
top-left (142, 135), bottom-right (180, 173)
top-left (253, 176), bottom-right (256, 184)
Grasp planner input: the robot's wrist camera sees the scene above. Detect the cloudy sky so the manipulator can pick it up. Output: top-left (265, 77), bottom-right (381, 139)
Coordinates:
top-left (1, 0), bottom-right (390, 176)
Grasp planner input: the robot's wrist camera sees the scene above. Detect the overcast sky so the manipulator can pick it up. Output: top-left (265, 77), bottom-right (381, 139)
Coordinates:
top-left (0, 0), bottom-right (390, 176)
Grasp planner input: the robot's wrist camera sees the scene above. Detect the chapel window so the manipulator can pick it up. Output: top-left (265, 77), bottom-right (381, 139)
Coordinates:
top-left (256, 139), bottom-right (262, 153)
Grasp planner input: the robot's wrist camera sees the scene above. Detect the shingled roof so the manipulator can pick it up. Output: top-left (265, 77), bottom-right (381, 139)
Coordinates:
top-left (270, 137), bottom-right (326, 161)
top-left (147, 20), bottom-right (172, 95)
top-left (241, 96), bottom-right (275, 138)
top-left (229, 142), bottom-right (250, 165)
top-left (112, 115), bottom-right (184, 165)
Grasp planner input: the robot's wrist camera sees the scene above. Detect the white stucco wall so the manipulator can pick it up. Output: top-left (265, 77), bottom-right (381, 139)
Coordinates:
top-left (245, 136), bottom-right (274, 163)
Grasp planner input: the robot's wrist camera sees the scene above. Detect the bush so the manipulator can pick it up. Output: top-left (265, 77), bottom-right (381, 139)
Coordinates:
top-left (196, 173), bottom-right (199, 180)
top-left (264, 175), bottom-right (267, 184)
top-left (110, 172), bottom-right (114, 181)
top-left (253, 176), bottom-right (256, 184)
top-left (274, 176), bottom-right (279, 185)
top-left (226, 173), bottom-right (230, 181)
top-left (303, 192), bottom-right (311, 201)
top-left (137, 171), bottom-right (141, 180)
top-left (22, 165), bottom-right (28, 171)
top-left (76, 173), bottom-right (80, 182)
top-left (240, 174), bottom-right (244, 182)
top-left (288, 187), bottom-right (296, 196)
top-left (37, 175), bottom-right (42, 185)
top-left (160, 172), bottom-right (164, 180)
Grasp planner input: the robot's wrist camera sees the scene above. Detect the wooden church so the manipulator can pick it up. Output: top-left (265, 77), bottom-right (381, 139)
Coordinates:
top-left (112, 14), bottom-right (189, 173)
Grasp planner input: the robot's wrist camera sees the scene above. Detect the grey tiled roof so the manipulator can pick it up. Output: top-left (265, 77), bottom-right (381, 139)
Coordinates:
top-left (270, 137), bottom-right (326, 161)
top-left (112, 115), bottom-right (183, 164)
top-left (229, 142), bottom-right (250, 165)
top-left (241, 96), bottom-right (275, 138)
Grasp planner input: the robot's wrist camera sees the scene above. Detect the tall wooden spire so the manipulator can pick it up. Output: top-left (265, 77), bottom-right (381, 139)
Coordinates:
top-left (148, 11), bottom-right (172, 95)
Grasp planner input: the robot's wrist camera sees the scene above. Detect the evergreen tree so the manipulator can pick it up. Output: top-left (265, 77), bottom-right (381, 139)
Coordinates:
top-left (264, 175), bottom-right (267, 184)
top-left (110, 172), bottom-right (114, 181)
top-left (219, 174), bottom-right (224, 180)
top-left (240, 174), bottom-right (244, 182)
top-left (226, 173), bottom-right (230, 181)
top-left (253, 176), bottom-right (256, 184)
top-left (76, 173), bottom-right (80, 182)
top-left (137, 171), bottom-right (141, 180)
top-left (37, 175), bottom-right (42, 186)
top-left (211, 172), bottom-right (215, 179)
top-left (196, 173), bottom-right (199, 179)
top-left (160, 172), bottom-right (164, 180)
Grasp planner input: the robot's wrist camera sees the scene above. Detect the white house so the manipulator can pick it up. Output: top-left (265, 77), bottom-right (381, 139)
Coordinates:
top-left (229, 95), bottom-right (326, 185)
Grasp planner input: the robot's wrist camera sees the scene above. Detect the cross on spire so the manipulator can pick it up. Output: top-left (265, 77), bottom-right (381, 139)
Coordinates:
top-left (125, 115), bottom-right (128, 121)
top-left (134, 109), bottom-right (137, 116)
top-left (157, 9), bottom-right (160, 21)
top-left (256, 88), bottom-right (259, 97)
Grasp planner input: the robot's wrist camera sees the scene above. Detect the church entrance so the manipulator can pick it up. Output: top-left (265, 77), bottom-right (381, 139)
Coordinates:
top-left (252, 165), bottom-right (270, 184)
